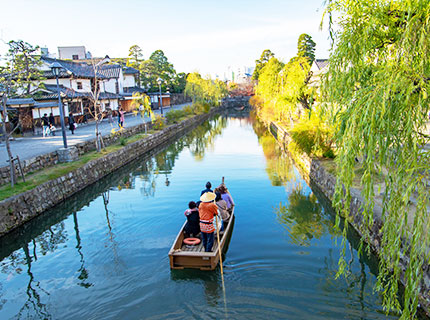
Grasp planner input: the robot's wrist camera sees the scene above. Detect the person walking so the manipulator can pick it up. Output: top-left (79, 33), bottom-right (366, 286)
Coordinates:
top-left (48, 113), bottom-right (56, 136)
top-left (118, 108), bottom-right (125, 128)
top-left (68, 112), bottom-right (76, 135)
top-left (198, 192), bottom-right (218, 252)
top-left (41, 113), bottom-right (49, 137)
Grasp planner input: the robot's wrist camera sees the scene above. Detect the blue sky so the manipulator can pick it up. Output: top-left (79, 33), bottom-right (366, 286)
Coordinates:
top-left (0, 0), bottom-right (330, 76)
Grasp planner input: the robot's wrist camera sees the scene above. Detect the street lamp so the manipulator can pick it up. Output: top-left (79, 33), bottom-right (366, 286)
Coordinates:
top-left (50, 61), bottom-right (68, 149)
top-left (157, 77), bottom-right (163, 115)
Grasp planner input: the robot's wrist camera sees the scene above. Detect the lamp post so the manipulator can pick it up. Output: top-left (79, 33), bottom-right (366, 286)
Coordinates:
top-left (157, 77), bottom-right (163, 115)
top-left (50, 61), bottom-right (67, 149)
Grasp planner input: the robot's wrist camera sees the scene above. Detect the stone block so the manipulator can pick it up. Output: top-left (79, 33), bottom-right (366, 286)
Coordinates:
top-left (57, 147), bottom-right (79, 163)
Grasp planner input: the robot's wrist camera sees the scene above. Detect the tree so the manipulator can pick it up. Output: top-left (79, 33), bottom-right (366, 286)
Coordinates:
top-left (0, 40), bottom-right (43, 187)
top-left (322, 1), bottom-right (430, 318)
top-left (131, 92), bottom-right (153, 134)
top-left (7, 40), bottom-right (43, 96)
top-left (127, 45), bottom-right (144, 85)
top-left (297, 33), bottom-right (316, 65)
top-left (184, 72), bottom-right (227, 106)
top-left (140, 50), bottom-right (176, 92)
top-left (87, 58), bottom-right (111, 152)
top-left (127, 45), bottom-right (143, 68)
top-left (252, 49), bottom-right (275, 81)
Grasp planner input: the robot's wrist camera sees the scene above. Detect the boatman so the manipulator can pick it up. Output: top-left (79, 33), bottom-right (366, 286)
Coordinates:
top-left (198, 192), bottom-right (218, 252)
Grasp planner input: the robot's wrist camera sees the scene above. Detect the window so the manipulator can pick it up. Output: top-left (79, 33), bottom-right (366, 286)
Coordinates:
top-left (72, 54), bottom-right (79, 60)
top-left (77, 82), bottom-right (82, 90)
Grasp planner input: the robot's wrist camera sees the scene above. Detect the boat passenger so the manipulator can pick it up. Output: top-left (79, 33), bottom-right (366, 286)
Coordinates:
top-left (218, 185), bottom-right (234, 212)
top-left (199, 192), bottom-right (218, 252)
top-left (215, 191), bottom-right (229, 232)
top-left (184, 201), bottom-right (200, 238)
top-left (200, 181), bottom-right (213, 196)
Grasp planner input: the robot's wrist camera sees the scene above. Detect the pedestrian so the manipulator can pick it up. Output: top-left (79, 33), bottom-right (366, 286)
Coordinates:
top-left (48, 113), bottom-right (56, 136)
top-left (118, 108), bottom-right (125, 128)
top-left (68, 112), bottom-right (76, 135)
top-left (198, 192), bottom-right (218, 252)
top-left (41, 113), bottom-right (49, 137)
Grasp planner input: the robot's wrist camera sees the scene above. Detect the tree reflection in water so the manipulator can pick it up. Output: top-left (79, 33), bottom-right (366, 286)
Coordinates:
top-left (275, 185), bottom-right (332, 246)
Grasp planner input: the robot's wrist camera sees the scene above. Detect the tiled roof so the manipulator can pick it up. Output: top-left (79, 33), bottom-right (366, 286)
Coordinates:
top-left (34, 101), bottom-right (58, 108)
top-left (100, 92), bottom-right (122, 99)
top-left (98, 64), bottom-right (122, 79)
top-left (7, 98), bottom-right (36, 106)
top-left (35, 84), bottom-right (89, 100)
top-left (123, 67), bottom-right (139, 74)
top-left (122, 86), bottom-right (146, 97)
top-left (314, 59), bottom-right (329, 70)
top-left (41, 56), bottom-right (122, 79)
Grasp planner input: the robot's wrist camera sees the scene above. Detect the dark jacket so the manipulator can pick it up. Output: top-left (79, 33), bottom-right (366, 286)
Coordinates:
top-left (184, 209), bottom-right (200, 236)
top-left (200, 188), bottom-right (213, 196)
top-left (41, 116), bottom-right (49, 126)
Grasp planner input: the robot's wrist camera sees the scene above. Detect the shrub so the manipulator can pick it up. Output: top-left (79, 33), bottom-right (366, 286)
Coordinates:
top-left (289, 112), bottom-right (335, 158)
top-left (183, 105), bottom-right (194, 115)
top-left (193, 102), bottom-right (211, 114)
top-left (152, 115), bottom-right (166, 130)
top-left (165, 109), bottom-right (186, 124)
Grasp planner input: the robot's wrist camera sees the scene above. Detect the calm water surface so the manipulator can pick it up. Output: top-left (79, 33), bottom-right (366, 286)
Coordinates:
top-left (0, 115), bottom-right (398, 319)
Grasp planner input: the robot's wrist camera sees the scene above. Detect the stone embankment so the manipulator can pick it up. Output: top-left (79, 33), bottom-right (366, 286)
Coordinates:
top-left (270, 121), bottom-right (430, 316)
top-left (0, 110), bottom-right (217, 236)
top-left (0, 120), bottom-right (160, 186)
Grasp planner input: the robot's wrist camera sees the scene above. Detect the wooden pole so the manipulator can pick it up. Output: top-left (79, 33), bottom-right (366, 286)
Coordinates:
top-left (215, 214), bottom-right (224, 277)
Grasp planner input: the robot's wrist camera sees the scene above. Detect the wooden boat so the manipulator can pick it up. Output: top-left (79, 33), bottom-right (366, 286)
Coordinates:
top-left (168, 195), bottom-right (235, 271)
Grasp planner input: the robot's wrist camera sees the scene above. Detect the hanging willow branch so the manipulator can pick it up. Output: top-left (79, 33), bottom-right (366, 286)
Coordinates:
top-left (322, 0), bottom-right (430, 318)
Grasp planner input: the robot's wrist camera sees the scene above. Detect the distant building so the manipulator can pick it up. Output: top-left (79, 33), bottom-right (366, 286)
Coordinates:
top-left (58, 46), bottom-right (89, 60)
top-left (223, 66), bottom-right (253, 83)
top-left (309, 59), bottom-right (329, 89)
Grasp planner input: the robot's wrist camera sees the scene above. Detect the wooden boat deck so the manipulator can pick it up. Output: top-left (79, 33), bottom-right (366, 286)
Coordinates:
top-left (169, 208), bottom-right (234, 270)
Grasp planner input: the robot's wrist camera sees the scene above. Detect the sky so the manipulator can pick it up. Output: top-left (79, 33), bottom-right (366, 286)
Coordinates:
top-left (0, 0), bottom-right (331, 77)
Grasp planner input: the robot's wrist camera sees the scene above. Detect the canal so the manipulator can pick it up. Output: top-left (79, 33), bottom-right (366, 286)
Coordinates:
top-left (0, 114), bottom-right (398, 319)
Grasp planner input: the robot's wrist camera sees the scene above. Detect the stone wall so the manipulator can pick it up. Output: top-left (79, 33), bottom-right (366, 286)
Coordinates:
top-left (0, 110), bottom-right (217, 236)
top-left (0, 120), bottom-right (157, 186)
top-left (270, 121), bottom-right (430, 316)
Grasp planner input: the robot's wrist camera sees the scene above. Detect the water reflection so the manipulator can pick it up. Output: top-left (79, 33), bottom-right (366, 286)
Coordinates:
top-left (275, 185), bottom-right (335, 246)
top-left (0, 115), bottom-right (228, 319)
top-left (250, 112), bottom-right (295, 187)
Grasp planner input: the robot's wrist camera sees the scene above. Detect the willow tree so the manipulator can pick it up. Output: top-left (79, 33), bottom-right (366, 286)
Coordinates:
top-left (184, 72), bottom-right (227, 106)
top-left (322, 1), bottom-right (430, 318)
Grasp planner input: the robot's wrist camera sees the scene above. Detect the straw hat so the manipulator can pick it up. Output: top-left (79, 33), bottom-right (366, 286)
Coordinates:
top-left (200, 192), bottom-right (216, 202)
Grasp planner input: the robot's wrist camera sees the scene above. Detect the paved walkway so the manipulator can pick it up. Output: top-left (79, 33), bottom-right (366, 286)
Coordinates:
top-left (0, 103), bottom-right (191, 166)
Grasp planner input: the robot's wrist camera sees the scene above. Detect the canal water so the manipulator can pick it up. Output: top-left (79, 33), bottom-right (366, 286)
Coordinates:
top-left (0, 115), bottom-right (398, 319)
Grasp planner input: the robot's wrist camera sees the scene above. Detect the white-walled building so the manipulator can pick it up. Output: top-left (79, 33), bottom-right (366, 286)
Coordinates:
top-left (58, 46), bottom-right (89, 60)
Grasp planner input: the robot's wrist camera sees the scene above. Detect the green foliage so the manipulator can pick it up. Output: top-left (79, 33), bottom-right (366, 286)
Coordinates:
top-left (127, 45), bottom-right (143, 68)
top-left (289, 111), bottom-right (335, 158)
top-left (254, 55), bottom-right (314, 123)
top-left (119, 137), bottom-right (127, 146)
top-left (184, 72), bottom-right (227, 106)
top-left (131, 92), bottom-right (153, 121)
top-left (2, 40), bottom-right (44, 96)
top-left (297, 33), bottom-right (316, 65)
top-left (165, 109), bottom-right (186, 124)
top-left (322, 1), bottom-right (430, 318)
top-left (152, 114), bottom-right (165, 130)
top-left (252, 49), bottom-right (275, 81)
top-left (140, 50), bottom-right (176, 92)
